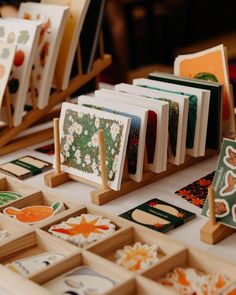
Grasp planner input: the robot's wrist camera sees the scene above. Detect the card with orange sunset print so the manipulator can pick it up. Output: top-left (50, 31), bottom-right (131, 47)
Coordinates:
top-left (119, 198), bottom-right (196, 233)
top-left (175, 171), bottom-right (215, 208)
top-left (174, 44), bottom-right (235, 139)
top-left (202, 139), bottom-right (236, 228)
top-left (48, 214), bottom-right (116, 247)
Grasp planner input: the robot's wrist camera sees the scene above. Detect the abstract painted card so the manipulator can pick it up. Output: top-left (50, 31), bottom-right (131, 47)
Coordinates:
top-left (174, 44), bottom-right (235, 140)
top-left (202, 139), bottom-right (236, 228)
top-left (0, 42), bottom-right (15, 108)
top-left (44, 266), bottom-right (116, 294)
top-left (41, 0), bottom-right (90, 89)
top-left (149, 71), bottom-right (223, 150)
top-left (100, 87), bottom-right (169, 173)
top-left (78, 95), bottom-right (148, 182)
top-left (133, 78), bottom-right (210, 158)
top-left (175, 171), bottom-right (215, 208)
top-left (120, 198), bottom-right (196, 233)
top-left (59, 103), bottom-right (131, 190)
top-left (18, 2), bottom-right (69, 109)
top-left (0, 155), bottom-right (52, 179)
top-left (6, 252), bottom-right (66, 277)
top-left (0, 18), bottom-right (41, 126)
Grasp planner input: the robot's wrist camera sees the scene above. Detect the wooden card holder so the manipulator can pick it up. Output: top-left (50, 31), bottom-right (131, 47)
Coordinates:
top-left (0, 32), bottom-right (111, 156)
top-left (200, 186), bottom-right (235, 244)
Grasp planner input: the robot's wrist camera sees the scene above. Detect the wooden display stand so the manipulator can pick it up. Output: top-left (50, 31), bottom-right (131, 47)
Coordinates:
top-left (44, 118), bottom-right (218, 206)
top-left (0, 33), bottom-right (111, 156)
top-left (200, 186), bottom-right (235, 244)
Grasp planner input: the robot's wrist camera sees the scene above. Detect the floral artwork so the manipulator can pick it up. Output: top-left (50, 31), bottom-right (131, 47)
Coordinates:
top-left (115, 242), bottom-right (159, 272)
top-left (175, 171), bottom-right (215, 208)
top-left (41, 0), bottom-right (90, 89)
top-left (48, 214), bottom-right (116, 247)
top-left (3, 201), bottom-right (64, 224)
top-left (44, 266), bottom-right (116, 294)
top-left (158, 267), bottom-right (230, 295)
top-left (0, 18), bottom-right (41, 126)
top-left (59, 103), bottom-right (131, 190)
top-left (0, 42), bottom-right (15, 108)
top-left (6, 252), bottom-right (66, 278)
top-left (18, 3), bottom-right (69, 109)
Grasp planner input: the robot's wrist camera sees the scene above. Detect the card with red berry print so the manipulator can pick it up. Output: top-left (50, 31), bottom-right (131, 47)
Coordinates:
top-left (175, 171), bottom-right (215, 208)
top-left (119, 198), bottom-right (196, 233)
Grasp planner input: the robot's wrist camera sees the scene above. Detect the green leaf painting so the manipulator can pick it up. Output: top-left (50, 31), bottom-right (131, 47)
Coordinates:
top-left (0, 27), bottom-right (5, 38)
top-left (17, 31), bottom-right (30, 45)
top-left (0, 48), bottom-right (10, 59)
top-left (60, 108), bottom-right (124, 183)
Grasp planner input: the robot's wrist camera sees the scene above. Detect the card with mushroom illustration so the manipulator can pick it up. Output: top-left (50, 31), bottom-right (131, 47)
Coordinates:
top-left (0, 18), bottom-right (41, 126)
top-left (0, 42), bottom-right (15, 108)
top-left (202, 138), bottom-right (236, 228)
top-left (59, 103), bottom-right (131, 191)
top-left (18, 2), bottom-right (69, 109)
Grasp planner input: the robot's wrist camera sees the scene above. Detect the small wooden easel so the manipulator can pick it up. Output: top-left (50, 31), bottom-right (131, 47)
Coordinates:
top-left (200, 186), bottom-right (235, 244)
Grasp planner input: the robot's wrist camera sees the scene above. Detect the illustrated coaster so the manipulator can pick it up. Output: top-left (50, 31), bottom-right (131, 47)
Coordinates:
top-left (0, 229), bottom-right (8, 239)
top-left (6, 252), bottom-right (66, 278)
top-left (3, 201), bottom-right (64, 225)
top-left (202, 139), bottom-right (236, 228)
top-left (115, 242), bottom-right (159, 272)
top-left (48, 214), bottom-right (116, 247)
top-left (158, 267), bottom-right (230, 295)
top-left (120, 198), bottom-right (196, 233)
top-left (44, 266), bottom-right (116, 294)
top-left (0, 191), bottom-right (24, 206)
top-left (35, 143), bottom-right (54, 155)
top-left (0, 155), bottom-right (52, 179)
top-left (175, 171), bottom-right (215, 208)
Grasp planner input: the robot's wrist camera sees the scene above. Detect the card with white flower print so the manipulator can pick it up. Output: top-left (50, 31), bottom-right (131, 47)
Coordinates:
top-left (58, 102), bottom-right (131, 191)
top-left (41, 0), bottom-right (90, 90)
top-left (117, 82), bottom-right (189, 166)
top-left (202, 138), bottom-right (236, 228)
top-left (44, 266), bottom-right (116, 294)
top-left (78, 95), bottom-right (148, 182)
top-left (133, 78), bottom-right (210, 158)
top-left (18, 2), bottom-right (69, 109)
top-left (0, 42), bottom-right (15, 108)
top-left (97, 87), bottom-right (169, 173)
top-left (0, 18), bottom-right (42, 126)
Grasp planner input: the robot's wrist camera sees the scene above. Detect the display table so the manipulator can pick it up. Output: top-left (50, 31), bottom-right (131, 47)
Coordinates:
top-left (1, 139), bottom-right (235, 265)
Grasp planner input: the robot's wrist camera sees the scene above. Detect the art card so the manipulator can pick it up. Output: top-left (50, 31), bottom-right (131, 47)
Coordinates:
top-left (0, 191), bottom-right (24, 206)
top-left (0, 42), bottom-right (15, 108)
top-left (202, 139), bottom-right (236, 228)
top-left (6, 252), bottom-right (66, 277)
top-left (78, 95), bottom-right (148, 182)
top-left (174, 44), bottom-right (235, 139)
top-left (133, 78), bottom-right (210, 158)
top-left (128, 80), bottom-right (189, 165)
top-left (41, 0), bottom-right (90, 89)
top-left (35, 143), bottom-right (54, 155)
top-left (119, 198), bottom-right (196, 233)
top-left (18, 2), bottom-right (69, 109)
top-left (3, 201), bottom-right (64, 224)
top-left (103, 86), bottom-right (169, 173)
top-left (149, 71), bottom-right (223, 150)
top-left (59, 103), bottom-right (131, 191)
top-left (175, 171), bottom-right (215, 208)
top-left (221, 281), bottom-right (236, 295)
top-left (48, 214), bottom-right (116, 247)
top-left (115, 242), bottom-right (159, 272)
top-left (44, 266), bottom-right (116, 294)
top-left (0, 18), bottom-right (41, 126)
top-left (0, 155), bottom-right (52, 179)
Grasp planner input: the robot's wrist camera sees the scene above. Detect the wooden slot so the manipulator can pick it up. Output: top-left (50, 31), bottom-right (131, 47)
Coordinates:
top-left (136, 276), bottom-right (177, 295)
top-left (0, 229), bottom-right (78, 280)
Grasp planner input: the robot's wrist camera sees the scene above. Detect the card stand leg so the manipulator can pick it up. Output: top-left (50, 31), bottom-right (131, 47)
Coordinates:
top-left (200, 186), bottom-right (235, 244)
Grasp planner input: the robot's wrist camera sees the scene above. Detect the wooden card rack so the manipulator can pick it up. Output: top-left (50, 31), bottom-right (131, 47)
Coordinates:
top-left (0, 32), bottom-right (111, 156)
top-left (200, 186), bottom-right (235, 244)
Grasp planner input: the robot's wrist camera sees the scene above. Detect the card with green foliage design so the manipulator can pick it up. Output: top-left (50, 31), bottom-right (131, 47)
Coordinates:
top-left (59, 103), bottom-right (131, 191)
